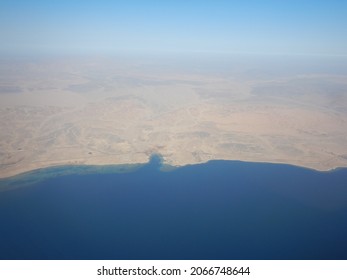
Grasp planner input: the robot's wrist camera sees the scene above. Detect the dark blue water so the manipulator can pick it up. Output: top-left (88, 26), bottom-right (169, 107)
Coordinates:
top-left (1, 157), bottom-right (347, 260)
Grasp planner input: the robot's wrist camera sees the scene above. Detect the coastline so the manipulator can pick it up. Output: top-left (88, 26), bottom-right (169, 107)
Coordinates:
top-left (1, 154), bottom-right (346, 191)
top-left (1, 152), bottom-right (346, 180)
top-left (0, 162), bottom-right (146, 191)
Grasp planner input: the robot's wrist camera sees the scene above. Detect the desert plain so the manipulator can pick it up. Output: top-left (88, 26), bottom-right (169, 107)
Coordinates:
top-left (1, 54), bottom-right (347, 178)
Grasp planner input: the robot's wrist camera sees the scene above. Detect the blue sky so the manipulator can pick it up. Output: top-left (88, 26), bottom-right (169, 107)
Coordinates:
top-left (1, 0), bottom-right (346, 55)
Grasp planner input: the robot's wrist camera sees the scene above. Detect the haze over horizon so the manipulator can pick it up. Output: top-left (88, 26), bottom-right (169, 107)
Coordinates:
top-left (1, 0), bottom-right (347, 56)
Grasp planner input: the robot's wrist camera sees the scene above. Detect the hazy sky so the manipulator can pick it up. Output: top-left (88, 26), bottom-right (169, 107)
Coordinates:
top-left (1, 0), bottom-right (346, 55)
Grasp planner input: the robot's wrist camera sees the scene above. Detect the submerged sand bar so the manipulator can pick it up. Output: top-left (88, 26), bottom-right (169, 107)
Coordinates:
top-left (1, 54), bottom-right (347, 178)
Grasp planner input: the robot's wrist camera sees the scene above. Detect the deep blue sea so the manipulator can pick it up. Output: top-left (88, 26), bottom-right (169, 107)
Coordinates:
top-left (0, 156), bottom-right (347, 260)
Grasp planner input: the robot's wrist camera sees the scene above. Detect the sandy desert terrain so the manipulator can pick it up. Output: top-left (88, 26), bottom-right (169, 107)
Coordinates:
top-left (1, 54), bottom-right (347, 178)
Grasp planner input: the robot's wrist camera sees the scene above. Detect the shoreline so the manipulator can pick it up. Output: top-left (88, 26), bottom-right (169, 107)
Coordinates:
top-left (1, 155), bottom-right (346, 184)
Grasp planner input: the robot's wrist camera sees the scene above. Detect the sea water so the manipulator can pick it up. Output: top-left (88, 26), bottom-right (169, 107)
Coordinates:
top-left (0, 156), bottom-right (346, 259)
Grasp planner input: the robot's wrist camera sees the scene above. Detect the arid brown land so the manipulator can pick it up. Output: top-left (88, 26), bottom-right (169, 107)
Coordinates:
top-left (1, 55), bottom-right (347, 178)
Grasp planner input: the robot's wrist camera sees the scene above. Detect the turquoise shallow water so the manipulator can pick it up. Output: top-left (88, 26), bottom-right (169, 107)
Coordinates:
top-left (0, 156), bottom-right (347, 260)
